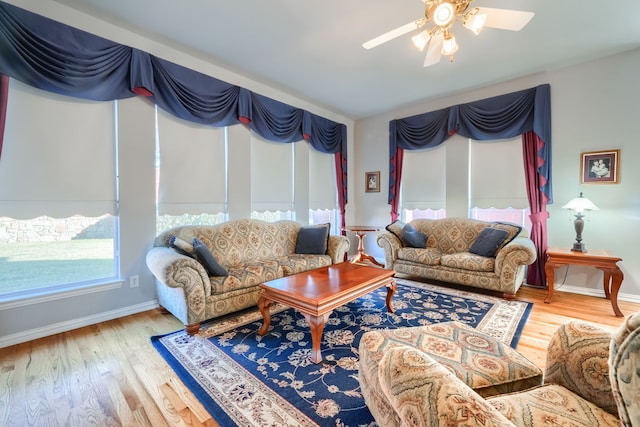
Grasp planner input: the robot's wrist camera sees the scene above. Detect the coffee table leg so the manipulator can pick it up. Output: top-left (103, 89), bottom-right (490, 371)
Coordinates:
top-left (257, 296), bottom-right (273, 335)
top-left (303, 312), bottom-right (331, 363)
top-left (385, 279), bottom-right (396, 313)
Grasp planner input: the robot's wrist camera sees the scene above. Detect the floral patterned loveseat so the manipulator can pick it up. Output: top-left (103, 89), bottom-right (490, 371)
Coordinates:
top-left (146, 219), bottom-right (349, 333)
top-left (359, 312), bottom-right (640, 427)
top-left (377, 218), bottom-right (536, 299)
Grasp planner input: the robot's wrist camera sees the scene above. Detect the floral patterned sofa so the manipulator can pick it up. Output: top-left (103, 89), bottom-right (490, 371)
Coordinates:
top-left (377, 218), bottom-right (537, 299)
top-left (359, 312), bottom-right (640, 426)
top-left (146, 219), bottom-right (350, 334)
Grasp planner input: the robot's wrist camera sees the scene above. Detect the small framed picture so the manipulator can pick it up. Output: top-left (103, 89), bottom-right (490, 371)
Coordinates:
top-left (365, 171), bottom-right (380, 193)
top-left (580, 149), bottom-right (620, 184)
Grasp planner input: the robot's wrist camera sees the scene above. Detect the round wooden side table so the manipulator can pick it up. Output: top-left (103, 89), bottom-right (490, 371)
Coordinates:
top-left (343, 225), bottom-right (384, 267)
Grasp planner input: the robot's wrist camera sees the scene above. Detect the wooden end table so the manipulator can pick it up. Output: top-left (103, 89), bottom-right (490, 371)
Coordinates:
top-left (257, 262), bottom-right (396, 363)
top-left (544, 247), bottom-right (624, 317)
top-left (343, 225), bottom-right (384, 267)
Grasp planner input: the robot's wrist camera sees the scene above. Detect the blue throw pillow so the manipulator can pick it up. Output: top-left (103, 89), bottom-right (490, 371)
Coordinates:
top-left (401, 223), bottom-right (428, 248)
top-left (295, 223), bottom-right (330, 255)
top-left (192, 237), bottom-right (228, 276)
top-left (469, 228), bottom-right (509, 258)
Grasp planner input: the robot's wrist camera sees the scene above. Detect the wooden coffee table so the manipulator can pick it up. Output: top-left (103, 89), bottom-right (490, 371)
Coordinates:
top-left (257, 262), bottom-right (396, 363)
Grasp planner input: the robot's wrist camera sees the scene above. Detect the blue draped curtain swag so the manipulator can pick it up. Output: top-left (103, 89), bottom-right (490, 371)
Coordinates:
top-left (388, 84), bottom-right (552, 287)
top-left (0, 1), bottom-right (348, 216)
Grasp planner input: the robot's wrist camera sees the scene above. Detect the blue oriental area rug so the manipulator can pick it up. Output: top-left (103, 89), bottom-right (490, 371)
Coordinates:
top-left (152, 278), bottom-right (532, 427)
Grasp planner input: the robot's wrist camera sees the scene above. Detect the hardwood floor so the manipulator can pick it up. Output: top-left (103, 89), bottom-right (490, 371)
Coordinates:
top-left (1, 286), bottom-right (638, 427)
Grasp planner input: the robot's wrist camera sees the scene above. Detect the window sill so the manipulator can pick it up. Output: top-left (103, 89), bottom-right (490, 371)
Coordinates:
top-left (0, 278), bottom-right (125, 310)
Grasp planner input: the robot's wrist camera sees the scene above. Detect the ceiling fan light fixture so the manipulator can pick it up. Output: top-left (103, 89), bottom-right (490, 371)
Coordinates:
top-left (431, 2), bottom-right (456, 27)
top-left (411, 30), bottom-right (431, 51)
top-left (463, 12), bottom-right (487, 35)
top-left (441, 32), bottom-right (458, 56)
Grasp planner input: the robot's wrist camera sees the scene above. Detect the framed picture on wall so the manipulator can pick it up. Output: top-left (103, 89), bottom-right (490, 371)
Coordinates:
top-left (580, 149), bottom-right (620, 184)
top-left (365, 171), bottom-right (380, 193)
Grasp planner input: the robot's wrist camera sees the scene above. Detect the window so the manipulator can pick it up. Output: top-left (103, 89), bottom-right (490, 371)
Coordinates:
top-left (0, 80), bottom-right (118, 297)
top-left (250, 134), bottom-right (295, 221)
top-left (155, 107), bottom-right (228, 233)
top-left (469, 138), bottom-right (530, 232)
top-left (400, 145), bottom-right (446, 222)
top-left (470, 207), bottom-right (532, 233)
top-left (308, 146), bottom-right (339, 234)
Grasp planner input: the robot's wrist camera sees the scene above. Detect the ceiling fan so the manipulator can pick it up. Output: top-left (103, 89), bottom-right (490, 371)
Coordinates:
top-left (363, 0), bottom-right (534, 67)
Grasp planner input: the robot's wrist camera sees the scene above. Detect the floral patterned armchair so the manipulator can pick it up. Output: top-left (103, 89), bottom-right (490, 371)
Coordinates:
top-left (361, 312), bottom-right (640, 426)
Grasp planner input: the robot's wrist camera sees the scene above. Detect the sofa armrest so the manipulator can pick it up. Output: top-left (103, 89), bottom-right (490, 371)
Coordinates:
top-left (327, 234), bottom-right (350, 263)
top-left (545, 320), bottom-right (617, 414)
top-left (146, 246), bottom-right (211, 297)
top-left (376, 231), bottom-right (402, 269)
top-left (378, 345), bottom-right (514, 427)
top-left (494, 237), bottom-right (537, 276)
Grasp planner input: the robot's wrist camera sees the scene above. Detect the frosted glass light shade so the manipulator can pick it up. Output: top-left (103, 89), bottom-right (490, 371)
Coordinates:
top-left (562, 192), bottom-right (599, 213)
top-left (411, 30), bottom-right (430, 51)
top-left (464, 13), bottom-right (487, 35)
top-left (441, 34), bottom-right (458, 56)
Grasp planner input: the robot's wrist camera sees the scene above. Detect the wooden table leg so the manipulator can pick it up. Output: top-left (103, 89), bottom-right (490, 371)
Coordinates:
top-left (608, 267), bottom-right (624, 317)
top-left (257, 296), bottom-right (273, 335)
top-left (544, 261), bottom-right (557, 304)
top-left (303, 312), bottom-right (331, 363)
top-left (603, 269), bottom-right (612, 300)
top-left (385, 279), bottom-right (396, 313)
top-left (350, 232), bottom-right (384, 267)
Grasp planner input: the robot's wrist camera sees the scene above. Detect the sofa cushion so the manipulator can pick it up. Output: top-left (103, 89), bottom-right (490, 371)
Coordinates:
top-left (441, 252), bottom-right (495, 272)
top-left (397, 247), bottom-right (441, 265)
top-left (214, 261), bottom-right (283, 293)
top-left (279, 254), bottom-right (332, 275)
top-left (295, 223), bottom-right (330, 255)
top-left (469, 227), bottom-right (509, 257)
top-left (361, 323), bottom-right (543, 399)
top-left (401, 223), bottom-right (428, 248)
top-left (488, 384), bottom-right (620, 427)
top-left (385, 220), bottom-right (405, 241)
top-left (192, 237), bottom-right (229, 277)
top-left (378, 345), bottom-right (515, 427)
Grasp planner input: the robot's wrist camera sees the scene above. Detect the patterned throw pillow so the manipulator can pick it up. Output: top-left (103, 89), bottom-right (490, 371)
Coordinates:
top-left (401, 223), bottom-right (428, 248)
top-left (385, 220), bottom-right (405, 241)
top-left (295, 223), bottom-right (330, 255)
top-left (192, 237), bottom-right (229, 276)
top-left (469, 228), bottom-right (509, 257)
top-left (490, 222), bottom-right (523, 249)
top-left (169, 235), bottom-right (195, 257)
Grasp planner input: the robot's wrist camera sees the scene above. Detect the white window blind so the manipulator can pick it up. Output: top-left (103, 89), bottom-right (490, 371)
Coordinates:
top-left (308, 146), bottom-right (336, 210)
top-left (469, 138), bottom-right (528, 209)
top-left (250, 134), bottom-right (294, 212)
top-left (156, 108), bottom-right (227, 215)
top-left (0, 79), bottom-right (116, 219)
top-left (400, 145), bottom-right (446, 210)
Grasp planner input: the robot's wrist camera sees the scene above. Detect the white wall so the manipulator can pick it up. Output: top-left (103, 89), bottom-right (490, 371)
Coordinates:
top-left (354, 48), bottom-right (640, 303)
top-left (0, 1), bottom-right (355, 347)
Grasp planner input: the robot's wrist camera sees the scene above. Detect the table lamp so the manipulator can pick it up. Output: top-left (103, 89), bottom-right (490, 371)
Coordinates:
top-left (561, 192), bottom-right (598, 253)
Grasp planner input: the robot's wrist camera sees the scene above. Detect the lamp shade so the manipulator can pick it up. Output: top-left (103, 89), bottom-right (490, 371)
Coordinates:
top-left (562, 192), bottom-right (598, 213)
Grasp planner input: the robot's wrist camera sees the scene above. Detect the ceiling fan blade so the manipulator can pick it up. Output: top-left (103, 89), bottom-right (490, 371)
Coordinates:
top-left (476, 7), bottom-right (534, 31)
top-left (363, 20), bottom-right (425, 50)
top-left (423, 33), bottom-right (443, 67)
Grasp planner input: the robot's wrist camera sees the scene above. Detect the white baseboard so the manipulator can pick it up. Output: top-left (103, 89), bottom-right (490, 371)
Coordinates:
top-left (0, 300), bottom-right (159, 349)
top-left (555, 284), bottom-right (640, 304)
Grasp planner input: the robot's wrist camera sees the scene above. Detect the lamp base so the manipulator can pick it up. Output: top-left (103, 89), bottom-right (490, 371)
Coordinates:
top-left (571, 242), bottom-right (587, 253)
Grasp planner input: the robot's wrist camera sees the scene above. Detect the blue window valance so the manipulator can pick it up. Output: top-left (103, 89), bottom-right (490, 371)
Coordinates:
top-left (0, 1), bottom-right (347, 203)
top-left (389, 84), bottom-right (552, 206)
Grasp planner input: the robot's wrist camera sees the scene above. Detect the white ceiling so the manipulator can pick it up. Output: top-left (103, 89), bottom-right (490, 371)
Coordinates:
top-left (52, 0), bottom-right (640, 119)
